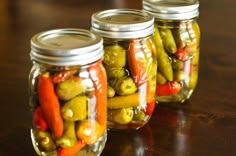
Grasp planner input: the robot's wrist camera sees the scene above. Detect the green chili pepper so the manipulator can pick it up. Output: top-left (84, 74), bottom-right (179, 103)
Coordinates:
top-left (156, 72), bottom-right (167, 85)
top-left (157, 50), bottom-right (173, 81)
top-left (34, 129), bottom-right (56, 152)
top-left (103, 44), bottom-right (126, 68)
top-left (108, 107), bottom-right (134, 124)
top-left (56, 121), bottom-right (77, 148)
top-left (153, 26), bottom-right (173, 81)
top-left (110, 77), bottom-right (137, 96)
top-left (159, 27), bottom-right (177, 54)
top-left (56, 76), bottom-right (86, 101)
top-left (61, 96), bottom-right (87, 121)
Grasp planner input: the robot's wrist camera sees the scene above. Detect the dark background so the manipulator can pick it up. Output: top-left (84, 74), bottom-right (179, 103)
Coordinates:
top-left (0, 0), bottom-right (236, 155)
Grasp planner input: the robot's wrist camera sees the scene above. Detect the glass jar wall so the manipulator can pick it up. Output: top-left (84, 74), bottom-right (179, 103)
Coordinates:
top-left (91, 9), bottom-right (157, 130)
top-left (29, 29), bottom-right (107, 156)
top-left (143, 0), bottom-right (200, 103)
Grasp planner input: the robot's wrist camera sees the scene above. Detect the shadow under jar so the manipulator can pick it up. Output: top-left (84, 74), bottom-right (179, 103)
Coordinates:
top-left (143, 0), bottom-right (200, 103)
top-left (29, 29), bottom-right (107, 156)
top-left (91, 9), bottom-right (157, 130)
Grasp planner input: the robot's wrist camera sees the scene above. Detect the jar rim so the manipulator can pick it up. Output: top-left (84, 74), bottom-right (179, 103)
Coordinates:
top-left (91, 9), bottom-right (154, 39)
top-left (30, 28), bottom-right (103, 66)
top-left (143, 0), bottom-right (199, 20)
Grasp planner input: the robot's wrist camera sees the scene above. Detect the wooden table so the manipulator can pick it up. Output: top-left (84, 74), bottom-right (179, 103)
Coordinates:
top-left (0, 0), bottom-right (235, 155)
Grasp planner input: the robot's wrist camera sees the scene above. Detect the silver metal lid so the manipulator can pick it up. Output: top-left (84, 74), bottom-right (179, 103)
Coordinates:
top-left (30, 28), bottom-right (103, 66)
top-left (91, 9), bottom-right (154, 39)
top-left (143, 0), bottom-right (199, 20)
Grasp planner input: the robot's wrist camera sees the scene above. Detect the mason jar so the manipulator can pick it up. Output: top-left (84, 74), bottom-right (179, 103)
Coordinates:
top-left (143, 0), bottom-right (200, 103)
top-left (91, 9), bottom-right (157, 130)
top-left (29, 28), bottom-right (107, 156)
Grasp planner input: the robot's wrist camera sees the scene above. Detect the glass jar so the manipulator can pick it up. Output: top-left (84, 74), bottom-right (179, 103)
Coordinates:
top-left (143, 0), bottom-right (200, 103)
top-left (29, 28), bottom-right (107, 156)
top-left (91, 9), bottom-right (157, 130)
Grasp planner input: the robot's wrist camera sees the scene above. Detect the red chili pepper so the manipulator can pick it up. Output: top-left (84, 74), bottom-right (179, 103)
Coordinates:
top-left (156, 81), bottom-right (181, 96)
top-left (33, 106), bottom-right (48, 131)
top-left (128, 41), bottom-right (148, 86)
top-left (175, 46), bottom-right (187, 61)
top-left (37, 72), bottom-right (64, 137)
top-left (52, 70), bottom-right (77, 83)
top-left (57, 140), bottom-right (86, 156)
top-left (88, 59), bottom-right (107, 130)
top-left (144, 100), bottom-right (155, 115)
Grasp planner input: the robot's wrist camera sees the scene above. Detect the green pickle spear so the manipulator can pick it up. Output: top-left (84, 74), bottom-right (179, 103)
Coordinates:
top-left (153, 25), bottom-right (173, 81)
top-left (159, 27), bottom-right (177, 54)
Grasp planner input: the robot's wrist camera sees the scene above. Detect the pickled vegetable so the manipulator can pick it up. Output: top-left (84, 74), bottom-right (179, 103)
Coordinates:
top-left (61, 96), bottom-right (87, 121)
top-left (127, 41), bottom-right (148, 86)
top-left (33, 106), bottom-right (48, 131)
top-left (110, 77), bottom-right (137, 96)
top-left (105, 65), bottom-right (127, 79)
top-left (157, 50), bottom-right (173, 81)
top-left (174, 70), bottom-right (185, 82)
top-left (32, 65), bottom-right (106, 155)
top-left (56, 76), bottom-right (86, 101)
top-left (133, 111), bottom-right (145, 121)
top-left (108, 108), bottom-right (134, 124)
top-left (102, 38), bottom-right (156, 130)
top-left (56, 121), bottom-right (77, 148)
top-left (107, 85), bottom-right (115, 98)
top-left (154, 20), bottom-right (200, 102)
top-left (52, 70), bottom-right (77, 83)
top-left (34, 129), bottom-right (56, 152)
top-left (103, 44), bottom-right (126, 68)
top-left (159, 27), bottom-right (177, 54)
top-left (76, 119), bottom-right (103, 144)
top-left (156, 72), bottom-right (167, 85)
top-left (153, 26), bottom-right (173, 81)
top-left (37, 72), bottom-right (64, 138)
top-left (156, 81), bottom-right (181, 96)
top-left (57, 140), bottom-right (86, 156)
top-left (107, 93), bottom-right (140, 109)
